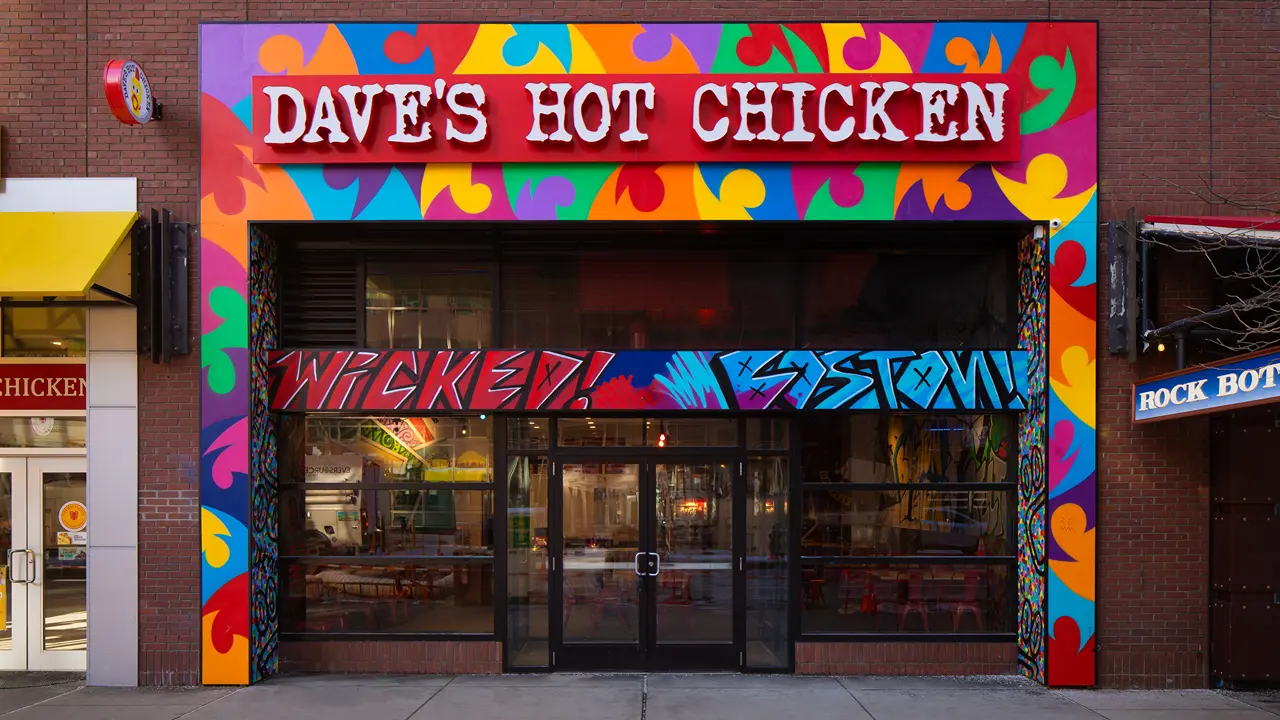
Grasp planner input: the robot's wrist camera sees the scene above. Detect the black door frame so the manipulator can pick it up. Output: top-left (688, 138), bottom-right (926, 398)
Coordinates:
top-left (549, 453), bottom-right (745, 671)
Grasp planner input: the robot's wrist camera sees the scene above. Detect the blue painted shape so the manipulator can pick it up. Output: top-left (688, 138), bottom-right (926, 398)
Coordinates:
top-left (896, 350), bottom-right (949, 409)
top-left (232, 96), bottom-right (253, 131)
top-left (355, 168), bottom-right (422, 220)
top-left (654, 351), bottom-right (729, 409)
top-left (201, 506), bottom-right (249, 606)
top-left (861, 351), bottom-right (918, 409)
top-left (778, 351), bottom-right (824, 408)
top-left (698, 163), bottom-right (799, 220)
top-left (337, 24), bottom-right (434, 74)
top-left (1049, 390), bottom-right (1096, 498)
top-left (942, 351), bottom-right (997, 409)
top-left (282, 165), bottom-right (359, 221)
top-left (603, 351), bottom-right (672, 388)
top-left (504, 24), bottom-right (573, 70)
top-left (1048, 565), bottom-right (1095, 650)
top-left (816, 351), bottom-right (877, 409)
top-left (921, 22), bottom-right (1027, 72)
top-left (717, 351), bottom-right (792, 410)
top-left (1053, 195), bottom-right (1098, 288)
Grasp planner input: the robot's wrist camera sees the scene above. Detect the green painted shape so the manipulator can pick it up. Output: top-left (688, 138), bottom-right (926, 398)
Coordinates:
top-left (502, 163), bottom-right (617, 220)
top-left (803, 163), bottom-right (900, 221)
top-left (201, 286), bottom-right (248, 396)
top-left (1021, 49), bottom-right (1076, 135)
top-left (710, 24), bottom-right (793, 73)
top-left (781, 26), bottom-right (825, 73)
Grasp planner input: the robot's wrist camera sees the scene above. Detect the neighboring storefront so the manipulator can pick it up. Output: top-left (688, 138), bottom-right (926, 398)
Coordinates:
top-left (199, 22), bottom-right (1099, 687)
top-left (0, 177), bottom-right (141, 685)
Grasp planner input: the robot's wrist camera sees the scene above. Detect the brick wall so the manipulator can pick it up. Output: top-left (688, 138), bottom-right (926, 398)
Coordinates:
top-left (2, 0), bottom-right (1276, 687)
top-left (796, 643), bottom-right (1018, 676)
top-left (281, 641), bottom-right (501, 675)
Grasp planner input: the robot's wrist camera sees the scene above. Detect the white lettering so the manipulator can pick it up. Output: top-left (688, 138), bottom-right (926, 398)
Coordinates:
top-left (1219, 372), bottom-right (1239, 397)
top-left (1186, 379), bottom-right (1209, 402)
top-left (1239, 368), bottom-right (1260, 393)
top-left (693, 83), bottom-right (729, 143)
top-left (1153, 387), bottom-right (1171, 408)
top-left (1138, 390), bottom-right (1156, 412)
top-left (386, 84), bottom-right (433, 143)
top-left (781, 82), bottom-right (816, 143)
top-left (1262, 363), bottom-right (1280, 389)
top-left (526, 82), bottom-right (572, 143)
top-left (858, 81), bottom-right (909, 142)
top-left (611, 82), bottom-right (654, 143)
top-left (572, 83), bottom-right (611, 144)
top-left (302, 86), bottom-right (350, 144)
top-left (913, 82), bottom-right (960, 142)
top-left (262, 86), bottom-right (307, 144)
top-left (1170, 383), bottom-right (1187, 405)
top-left (960, 81), bottom-right (1008, 142)
top-left (31, 377), bottom-right (46, 397)
top-left (337, 83), bottom-right (384, 144)
top-left (445, 83), bottom-right (487, 143)
top-left (732, 82), bottom-right (780, 142)
top-left (818, 84), bottom-right (856, 142)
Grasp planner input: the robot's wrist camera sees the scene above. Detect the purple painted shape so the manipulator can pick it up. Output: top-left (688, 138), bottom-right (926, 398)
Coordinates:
top-left (200, 24), bottom-right (328, 108)
top-left (792, 164), bottom-right (864, 217)
top-left (202, 348), bottom-right (250, 429)
top-left (1048, 418), bottom-right (1079, 495)
top-left (894, 165), bottom-right (1022, 221)
top-left (634, 24), bottom-right (722, 72)
top-left (994, 109), bottom-right (1097, 198)
top-left (1046, 471), bottom-right (1096, 562)
top-left (843, 23), bottom-right (934, 72)
top-left (323, 165), bottom-right (391, 218)
top-left (423, 165), bottom-right (517, 220)
top-left (396, 165), bottom-right (426, 204)
top-left (515, 176), bottom-right (576, 220)
top-left (207, 417), bottom-right (249, 490)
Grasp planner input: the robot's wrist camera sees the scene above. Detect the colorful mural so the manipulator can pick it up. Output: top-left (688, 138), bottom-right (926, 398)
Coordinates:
top-left (267, 349), bottom-right (1031, 413)
top-left (200, 21), bottom-right (1097, 686)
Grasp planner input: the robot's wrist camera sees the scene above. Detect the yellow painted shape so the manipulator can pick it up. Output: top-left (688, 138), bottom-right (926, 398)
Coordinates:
top-left (567, 25), bottom-right (605, 73)
top-left (1048, 503), bottom-right (1095, 601)
top-left (993, 154), bottom-right (1094, 228)
top-left (259, 25), bottom-right (357, 76)
top-left (693, 167), bottom-right (765, 220)
top-left (824, 23), bottom-right (915, 73)
top-left (0, 211), bottom-right (137, 296)
top-left (1050, 344), bottom-right (1097, 429)
top-left (201, 145), bottom-right (312, 268)
top-left (202, 612), bottom-right (249, 685)
top-left (420, 164), bottom-right (493, 215)
top-left (456, 25), bottom-right (566, 74)
top-left (201, 507), bottom-right (231, 570)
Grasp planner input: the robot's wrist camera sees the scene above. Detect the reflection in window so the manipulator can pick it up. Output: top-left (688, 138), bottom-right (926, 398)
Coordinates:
top-left (0, 417), bottom-right (86, 449)
top-left (300, 416), bottom-right (493, 483)
top-left (800, 414), bottom-right (1010, 484)
top-left (366, 264), bottom-right (492, 349)
top-left (280, 489), bottom-right (493, 557)
top-left (800, 490), bottom-right (1010, 557)
top-left (507, 456), bottom-right (550, 667)
top-left (1, 307), bottom-right (86, 357)
top-left (746, 457), bottom-right (789, 668)
top-left (557, 418), bottom-right (644, 447)
top-left (800, 564), bottom-right (1012, 634)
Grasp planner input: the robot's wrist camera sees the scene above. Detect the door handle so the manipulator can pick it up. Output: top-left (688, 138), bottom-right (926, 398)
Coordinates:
top-left (7, 549), bottom-right (31, 584)
top-left (633, 552), bottom-right (646, 576)
top-left (24, 549), bottom-right (36, 585)
top-left (648, 553), bottom-right (661, 577)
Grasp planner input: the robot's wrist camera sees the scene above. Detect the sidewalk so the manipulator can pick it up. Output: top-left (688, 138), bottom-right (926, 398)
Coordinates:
top-left (1, 673), bottom-right (1277, 720)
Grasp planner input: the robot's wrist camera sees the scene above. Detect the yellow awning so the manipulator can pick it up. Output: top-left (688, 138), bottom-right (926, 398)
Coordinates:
top-left (0, 211), bottom-right (138, 296)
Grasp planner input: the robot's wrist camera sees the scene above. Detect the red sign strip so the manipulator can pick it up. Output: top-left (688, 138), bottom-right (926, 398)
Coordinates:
top-left (252, 73), bottom-right (1018, 165)
top-left (0, 364), bottom-right (87, 412)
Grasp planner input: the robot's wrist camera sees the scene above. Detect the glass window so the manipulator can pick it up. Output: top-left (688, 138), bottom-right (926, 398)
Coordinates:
top-left (799, 489), bottom-right (1011, 557)
top-left (501, 252), bottom-right (793, 349)
top-left (747, 418), bottom-right (789, 451)
top-left (647, 418), bottom-right (737, 447)
top-left (800, 563), bottom-right (1012, 634)
top-left (803, 251), bottom-right (1015, 348)
top-left (800, 414), bottom-right (1011, 484)
top-left (507, 417), bottom-right (549, 451)
top-left (746, 456), bottom-right (789, 668)
top-left (299, 416), bottom-right (493, 484)
top-left (279, 559), bottom-right (494, 634)
top-left (0, 417), bottom-right (86, 449)
top-left (366, 263), bottom-right (492, 349)
top-left (1, 307), bottom-right (86, 357)
top-left (280, 488), bottom-right (493, 557)
top-left (557, 418), bottom-right (644, 447)
top-left (507, 456), bottom-right (550, 667)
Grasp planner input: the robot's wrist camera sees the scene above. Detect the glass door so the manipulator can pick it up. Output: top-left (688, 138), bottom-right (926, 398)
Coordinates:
top-left (0, 457), bottom-right (87, 671)
top-left (551, 456), bottom-right (743, 671)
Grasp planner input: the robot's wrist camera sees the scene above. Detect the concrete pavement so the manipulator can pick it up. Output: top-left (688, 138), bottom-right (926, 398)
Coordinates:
top-left (0, 674), bottom-right (1276, 720)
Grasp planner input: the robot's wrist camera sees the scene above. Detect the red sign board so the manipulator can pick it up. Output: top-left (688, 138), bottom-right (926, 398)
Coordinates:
top-left (0, 364), bottom-right (87, 412)
top-left (252, 73), bottom-right (1018, 165)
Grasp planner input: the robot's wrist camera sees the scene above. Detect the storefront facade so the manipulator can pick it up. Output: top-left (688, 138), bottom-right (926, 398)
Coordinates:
top-left (198, 21), bottom-right (1098, 686)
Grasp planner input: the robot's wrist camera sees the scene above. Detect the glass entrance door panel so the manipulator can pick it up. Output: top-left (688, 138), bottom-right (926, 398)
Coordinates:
top-left (30, 459), bottom-right (87, 669)
top-left (556, 461), bottom-right (645, 668)
top-left (0, 458), bottom-right (29, 670)
top-left (653, 463), bottom-right (734, 646)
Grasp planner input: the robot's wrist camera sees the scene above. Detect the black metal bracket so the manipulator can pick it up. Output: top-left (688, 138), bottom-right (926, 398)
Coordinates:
top-left (89, 283), bottom-right (136, 306)
top-left (134, 208), bottom-right (191, 364)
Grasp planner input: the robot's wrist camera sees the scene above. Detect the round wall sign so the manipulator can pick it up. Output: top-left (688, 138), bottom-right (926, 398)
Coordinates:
top-left (59, 501), bottom-right (87, 532)
top-left (30, 417), bottom-right (55, 437)
top-left (103, 59), bottom-right (154, 125)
